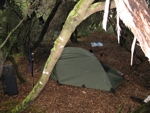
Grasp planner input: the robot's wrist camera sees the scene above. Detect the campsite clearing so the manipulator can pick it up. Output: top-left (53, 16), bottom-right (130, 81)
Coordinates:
top-left (0, 31), bottom-right (150, 113)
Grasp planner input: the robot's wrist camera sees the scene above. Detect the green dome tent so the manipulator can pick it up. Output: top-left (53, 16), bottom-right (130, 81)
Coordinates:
top-left (50, 47), bottom-right (124, 92)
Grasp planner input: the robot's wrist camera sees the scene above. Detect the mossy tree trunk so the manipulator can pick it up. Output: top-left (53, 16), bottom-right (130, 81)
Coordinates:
top-left (11, 0), bottom-right (94, 112)
top-left (11, 0), bottom-right (116, 112)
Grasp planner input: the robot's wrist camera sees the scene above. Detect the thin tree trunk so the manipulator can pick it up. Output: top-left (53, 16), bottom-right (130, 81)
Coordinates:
top-left (0, 49), bottom-right (4, 78)
top-left (7, 55), bottom-right (26, 83)
top-left (31, 0), bottom-right (62, 51)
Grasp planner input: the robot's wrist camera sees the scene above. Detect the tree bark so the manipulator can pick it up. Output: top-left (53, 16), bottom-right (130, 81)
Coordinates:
top-left (114, 0), bottom-right (150, 61)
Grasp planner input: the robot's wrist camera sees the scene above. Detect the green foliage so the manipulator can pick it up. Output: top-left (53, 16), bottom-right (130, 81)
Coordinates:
top-left (15, 0), bottom-right (55, 21)
top-left (0, 0), bottom-right (54, 56)
top-left (34, 0), bottom-right (55, 21)
top-left (0, 2), bottom-right (22, 58)
top-left (15, 0), bottom-right (31, 17)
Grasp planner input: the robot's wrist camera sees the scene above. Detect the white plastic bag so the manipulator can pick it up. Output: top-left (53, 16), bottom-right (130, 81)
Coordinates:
top-left (91, 42), bottom-right (103, 47)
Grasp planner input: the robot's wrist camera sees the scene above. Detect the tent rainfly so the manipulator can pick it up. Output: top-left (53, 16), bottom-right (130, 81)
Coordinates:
top-left (50, 47), bottom-right (124, 92)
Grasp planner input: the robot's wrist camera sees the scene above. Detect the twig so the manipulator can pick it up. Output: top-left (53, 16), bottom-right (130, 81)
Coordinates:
top-left (0, 16), bottom-right (26, 49)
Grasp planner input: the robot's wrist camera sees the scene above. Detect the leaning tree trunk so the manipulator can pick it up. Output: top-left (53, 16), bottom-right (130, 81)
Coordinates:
top-left (11, 1), bottom-right (116, 112)
top-left (11, 0), bottom-right (95, 112)
top-left (114, 0), bottom-right (150, 62)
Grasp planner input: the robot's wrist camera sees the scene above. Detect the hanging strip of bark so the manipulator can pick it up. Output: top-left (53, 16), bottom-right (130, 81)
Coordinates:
top-left (102, 0), bottom-right (110, 31)
top-left (116, 9), bottom-right (121, 43)
top-left (131, 37), bottom-right (136, 65)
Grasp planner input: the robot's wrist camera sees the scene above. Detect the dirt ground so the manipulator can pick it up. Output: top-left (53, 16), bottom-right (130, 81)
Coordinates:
top-left (0, 31), bottom-right (150, 113)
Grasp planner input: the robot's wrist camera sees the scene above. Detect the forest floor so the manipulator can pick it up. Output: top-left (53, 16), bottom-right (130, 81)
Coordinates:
top-left (0, 31), bottom-right (150, 113)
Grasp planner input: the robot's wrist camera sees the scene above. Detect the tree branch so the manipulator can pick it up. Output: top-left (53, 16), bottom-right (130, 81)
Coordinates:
top-left (0, 17), bottom-right (25, 49)
top-left (83, 1), bottom-right (116, 20)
